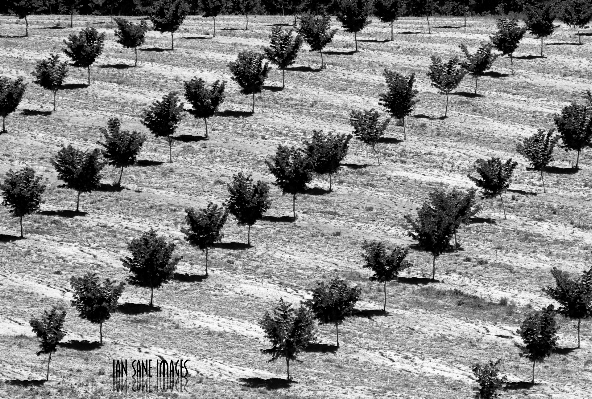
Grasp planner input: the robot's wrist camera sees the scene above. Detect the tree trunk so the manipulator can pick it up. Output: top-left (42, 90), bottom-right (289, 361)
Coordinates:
top-left (444, 93), bottom-right (449, 118)
top-left (540, 170), bottom-right (546, 193)
top-left (454, 231), bottom-right (458, 248)
top-left (247, 225), bottom-right (251, 246)
top-left (252, 92), bottom-right (255, 113)
top-left (474, 76), bottom-right (478, 95)
top-left (213, 17), bottom-right (216, 37)
top-left (354, 31), bottom-right (357, 52)
top-left (499, 193), bottom-right (506, 219)
top-left (286, 357), bottom-right (290, 381)
top-left (76, 191), bottom-right (81, 212)
top-left (540, 37), bottom-right (544, 57)
top-left (70, 12), bottom-right (73, 28)
top-left (2, 116), bottom-right (5, 133)
top-left (245, 14), bottom-right (248, 30)
top-left (87, 66), bottom-right (91, 86)
top-left (335, 322), bottom-right (339, 347)
top-left (426, 15), bottom-right (431, 34)
top-left (383, 281), bottom-right (387, 312)
top-left (282, 68), bottom-right (285, 89)
top-left (20, 216), bottom-right (23, 238)
top-left (329, 173), bottom-right (332, 192)
top-left (577, 318), bottom-right (581, 349)
top-left (171, 32), bottom-right (174, 50)
top-left (134, 47), bottom-right (138, 67)
top-left (292, 193), bottom-right (296, 219)
top-left (117, 166), bottom-right (124, 186)
top-left (53, 90), bottom-right (57, 111)
top-left (576, 150), bottom-right (580, 169)
top-left (204, 118), bottom-right (208, 138)
top-left (578, 30), bottom-right (582, 45)
top-left (532, 360), bottom-right (535, 384)
top-left (150, 286), bottom-right (154, 307)
top-left (320, 51), bottom-right (324, 69)
top-left (168, 136), bottom-right (173, 163)
top-left (46, 352), bottom-right (52, 381)
top-left (25, 15), bottom-right (28, 37)
top-left (432, 255), bottom-right (436, 281)
top-left (390, 22), bottom-right (394, 41)
top-left (205, 247), bottom-right (209, 276)
top-left (100, 322), bottom-right (103, 344)
top-left (373, 145), bottom-right (380, 165)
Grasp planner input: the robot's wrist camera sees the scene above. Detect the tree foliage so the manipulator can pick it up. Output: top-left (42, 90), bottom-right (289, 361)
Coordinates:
top-left (524, 3), bottom-right (555, 56)
top-left (302, 130), bottom-right (351, 191)
top-left (468, 157), bottom-right (517, 219)
top-left (229, 0), bottom-right (263, 30)
top-left (201, 0), bottom-right (225, 36)
top-left (30, 305), bottom-right (67, 381)
top-left (98, 118), bottom-right (146, 186)
top-left (349, 109), bottom-right (390, 164)
top-left (460, 42), bottom-right (498, 95)
top-left (427, 188), bottom-right (480, 247)
top-left (0, 167), bottom-right (46, 238)
top-left (553, 93), bottom-right (592, 169)
top-left (379, 70), bottom-right (418, 139)
top-left (0, 76), bottom-right (26, 133)
top-left (516, 128), bottom-right (558, 193)
top-left (32, 54), bottom-right (68, 111)
top-left (557, 0), bottom-right (592, 44)
top-left (114, 18), bottom-right (149, 66)
top-left (265, 145), bottom-right (313, 219)
top-left (490, 18), bottom-right (526, 68)
top-left (298, 13), bottom-right (337, 69)
top-left (183, 77), bottom-right (225, 138)
top-left (306, 277), bottom-right (361, 347)
top-left (226, 172), bottom-right (271, 245)
top-left (150, 0), bottom-right (190, 50)
top-left (361, 241), bottom-right (410, 311)
top-left (427, 55), bottom-right (466, 118)
top-left (263, 27), bottom-right (303, 89)
top-left (472, 359), bottom-right (507, 399)
top-left (63, 27), bottom-right (105, 85)
top-left (70, 272), bottom-right (124, 344)
top-left (335, 0), bottom-right (372, 52)
top-left (122, 228), bottom-right (179, 307)
top-left (228, 51), bottom-right (271, 113)
top-left (517, 305), bottom-right (558, 383)
top-left (52, 145), bottom-right (104, 212)
top-left (373, 0), bottom-right (400, 41)
top-left (259, 298), bottom-right (316, 381)
top-left (7, 0), bottom-right (37, 36)
top-left (141, 91), bottom-right (184, 163)
top-left (182, 202), bottom-right (228, 275)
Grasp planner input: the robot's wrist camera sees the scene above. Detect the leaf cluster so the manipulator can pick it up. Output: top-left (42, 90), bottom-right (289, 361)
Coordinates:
top-left (51, 145), bottom-right (105, 194)
top-left (404, 201), bottom-right (455, 258)
top-left (150, 0), bottom-right (190, 33)
top-left (98, 118), bottom-right (146, 169)
top-left (228, 51), bottom-right (271, 95)
top-left (32, 54), bottom-right (68, 93)
top-left (524, 4), bottom-right (556, 38)
top-left (472, 359), bottom-right (507, 399)
top-left (517, 305), bottom-right (558, 362)
top-left (490, 18), bottom-right (527, 56)
top-left (298, 13), bottom-right (337, 52)
top-left (335, 0), bottom-right (372, 33)
top-left (516, 128), bottom-right (558, 171)
top-left (303, 130), bottom-right (351, 177)
top-left (0, 167), bottom-right (46, 218)
top-left (460, 42), bottom-right (499, 76)
top-left (184, 78), bottom-right (226, 119)
top-left (182, 202), bottom-right (229, 251)
top-left (543, 267), bottom-right (592, 321)
top-left (0, 76), bottom-right (27, 119)
top-left (227, 172), bottom-right (271, 227)
top-left (70, 272), bottom-right (125, 325)
top-left (306, 278), bottom-right (361, 326)
top-left (349, 109), bottom-right (390, 147)
top-left (379, 70), bottom-right (418, 119)
top-left (468, 157), bottom-right (517, 198)
top-left (557, 0), bottom-right (592, 29)
top-left (361, 241), bottom-right (410, 283)
top-left (428, 188), bottom-right (480, 234)
top-left (7, 0), bottom-right (37, 19)
top-left (141, 91), bottom-right (184, 138)
top-left (264, 27), bottom-right (303, 70)
top-left (29, 306), bottom-right (67, 355)
top-left (265, 145), bottom-right (314, 195)
top-left (201, 0), bottom-right (225, 17)
top-left (427, 55), bottom-right (467, 95)
top-left (63, 27), bottom-right (105, 68)
top-left (373, 0), bottom-right (400, 23)
top-left (554, 96), bottom-right (592, 153)
top-left (114, 18), bottom-right (149, 49)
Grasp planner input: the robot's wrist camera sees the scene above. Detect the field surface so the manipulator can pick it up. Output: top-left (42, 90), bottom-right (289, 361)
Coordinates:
top-left (1, 13), bottom-right (592, 399)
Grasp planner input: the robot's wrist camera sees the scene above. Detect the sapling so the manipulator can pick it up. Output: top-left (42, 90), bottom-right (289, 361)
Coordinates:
top-left (490, 18), bottom-right (526, 72)
top-left (63, 27), bottom-right (105, 85)
top-left (516, 128), bottom-right (558, 193)
top-left (335, 0), bottom-right (372, 52)
top-left (472, 359), bottom-right (507, 399)
top-left (373, 0), bottom-right (400, 41)
top-left (183, 78), bottom-right (225, 138)
top-left (554, 94), bottom-right (592, 169)
top-left (32, 54), bottom-right (68, 111)
top-left (0, 76), bottom-right (26, 133)
top-left (468, 157), bottom-right (517, 219)
top-left (460, 42), bottom-right (498, 95)
top-left (228, 51), bottom-right (270, 113)
top-left (428, 188), bottom-right (480, 248)
top-left (263, 27), bottom-right (303, 89)
top-left (141, 92), bottom-right (184, 163)
top-left (202, 0), bottom-right (224, 37)
top-left (150, 0), bottom-right (190, 50)
top-left (114, 18), bottom-right (149, 66)
top-left (260, 298), bottom-right (316, 381)
top-left (303, 130), bottom-right (351, 191)
top-left (30, 306), bottom-right (67, 381)
top-left (524, 4), bottom-right (556, 57)
top-left (349, 109), bottom-right (390, 164)
top-left (557, 0), bottom-right (592, 45)
top-left (298, 13), bottom-right (337, 69)
top-left (7, 0), bottom-right (36, 37)
top-left (379, 70), bottom-right (418, 139)
top-left (231, 0), bottom-right (262, 30)
top-left (427, 55), bottom-right (466, 118)
top-left (0, 167), bottom-right (46, 238)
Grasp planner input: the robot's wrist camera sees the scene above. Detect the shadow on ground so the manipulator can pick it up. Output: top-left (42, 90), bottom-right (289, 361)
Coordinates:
top-left (172, 134), bottom-right (207, 142)
top-left (554, 346), bottom-right (578, 355)
top-left (173, 272), bottom-right (208, 283)
top-left (398, 276), bottom-right (437, 285)
top-left (342, 163), bottom-right (370, 169)
top-left (97, 183), bottom-right (125, 192)
top-left (140, 47), bottom-right (170, 52)
top-left (99, 63), bottom-right (134, 69)
top-left (504, 381), bottom-right (536, 390)
top-left (507, 188), bottom-right (537, 196)
top-left (212, 242), bottom-right (251, 250)
top-left (262, 85), bottom-right (284, 92)
top-left (117, 303), bottom-right (161, 315)
top-left (217, 109), bottom-right (253, 118)
top-left (58, 339), bottom-right (102, 351)
top-left (60, 83), bottom-right (88, 90)
top-left (469, 216), bottom-right (496, 224)
top-left (482, 71), bottom-right (510, 78)
top-left (239, 377), bottom-right (294, 390)
top-left (323, 49), bottom-right (356, 55)
top-left (452, 91), bottom-right (483, 98)
top-left (183, 36), bottom-right (212, 40)
top-left (514, 54), bottom-right (545, 60)
top-left (135, 159), bottom-right (165, 167)
top-left (378, 137), bottom-right (404, 144)
top-left (305, 187), bottom-right (331, 196)
top-left (0, 234), bottom-right (24, 243)
top-left (358, 38), bottom-right (390, 43)
top-left (286, 65), bottom-right (322, 73)
top-left (22, 109), bottom-right (52, 116)
top-left (352, 308), bottom-right (389, 319)
top-left (5, 379), bottom-right (46, 387)
top-left (261, 215), bottom-right (296, 223)
top-left (38, 210), bottom-right (87, 218)
top-left (414, 113), bottom-right (446, 120)
top-left (303, 343), bottom-right (339, 353)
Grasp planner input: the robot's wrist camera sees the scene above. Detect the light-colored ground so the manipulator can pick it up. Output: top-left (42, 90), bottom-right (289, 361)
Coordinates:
top-left (1, 13), bottom-right (592, 398)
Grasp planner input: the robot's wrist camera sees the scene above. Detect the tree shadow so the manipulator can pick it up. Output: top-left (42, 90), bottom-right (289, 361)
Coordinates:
top-left (38, 210), bottom-right (87, 218)
top-left (5, 379), bottom-right (46, 387)
top-left (217, 109), bottom-right (254, 118)
top-left (469, 216), bottom-right (496, 224)
top-left (173, 272), bottom-right (208, 282)
top-left (99, 63), bottom-right (134, 69)
top-left (399, 31), bottom-right (422, 35)
top-left (378, 137), bottom-right (404, 144)
top-left (352, 308), bottom-right (389, 319)
top-left (554, 346), bottom-right (578, 355)
top-left (504, 381), bottom-right (536, 390)
top-left (140, 47), bottom-right (170, 52)
top-left (452, 92), bottom-right (483, 98)
top-left (172, 134), bottom-right (207, 142)
top-left (435, 25), bottom-right (461, 29)
top-left (0, 34), bottom-right (26, 38)
top-left (0, 234), bottom-right (24, 243)
top-left (135, 159), bottom-right (165, 167)
top-left (40, 25), bottom-right (67, 30)
top-left (239, 377), bottom-right (294, 390)
top-left (211, 241), bottom-right (251, 250)
top-left (183, 36), bottom-right (212, 40)
top-left (262, 85), bottom-right (284, 92)
top-left (547, 42), bottom-right (582, 46)
top-left (579, 32), bottom-right (592, 36)
top-left (482, 71), bottom-right (510, 78)
top-left (342, 163), bottom-right (370, 169)
top-left (507, 188), bottom-right (537, 196)
top-left (221, 27), bottom-right (242, 31)
top-left (60, 83), bottom-right (89, 90)
top-left (323, 49), bottom-right (356, 55)
top-left (358, 38), bottom-right (390, 43)
top-left (97, 183), bottom-right (125, 192)
top-left (398, 276), bottom-right (437, 285)
top-left (58, 339), bottom-right (102, 351)
top-left (268, 23), bottom-right (293, 27)
top-left (514, 54), bottom-right (545, 60)
top-left (414, 113), bottom-right (445, 120)
top-left (542, 165), bottom-right (579, 175)
top-left (21, 109), bottom-right (52, 116)
top-left (117, 303), bottom-right (161, 315)
top-left (261, 215), bottom-right (296, 223)
top-left (303, 342), bottom-right (339, 353)
top-left (286, 65), bottom-right (322, 73)
top-left (305, 187), bottom-right (331, 196)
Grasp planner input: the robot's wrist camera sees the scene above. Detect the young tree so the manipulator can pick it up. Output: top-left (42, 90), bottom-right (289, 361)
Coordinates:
top-left (182, 202), bottom-right (228, 275)
top-left (201, 0), bottom-right (224, 37)
top-left (114, 18), bottom-right (149, 67)
top-left (516, 128), bottom-right (558, 193)
top-left (228, 51), bottom-right (270, 113)
top-left (361, 241), bottom-right (410, 311)
top-left (335, 0), bottom-right (372, 52)
top-left (70, 272), bottom-right (125, 345)
top-left (379, 70), bottom-right (418, 140)
top-left (557, 0), bottom-right (592, 45)
top-left (428, 188), bottom-right (480, 248)
top-left (517, 305), bottom-right (558, 384)
top-left (63, 27), bottom-right (105, 86)
top-left (406, 0), bottom-right (435, 34)
top-left (427, 55), bottom-right (466, 118)
top-left (524, 4), bottom-right (556, 57)
top-left (227, 172), bottom-right (271, 246)
top-left (302, 130), bottom-right (351, 191)
top-left (141, 92), bottom-right (184, 163)
top-left (51, 145), bottom-right (105, 212)
top-left (0, 167), bottom-right (46, 238)
top-left (349, 109), bottom-right (390, 164)
top-left (184, 78), bottom-right (225, 138)
top-left (60, 0), bottom-right (84, 28)
top-left (32, 54), bottom-right (68, 112)
top-left (263, 27), bottom-right (303, 89)
top-left (373, 0), bottom-right (400, 41)
top-left (543, 267), bottom-right (592, 349)
top-left (298, 13), bottom-right (337, 69)
top-left (459, 42), bottom-right (499, 95)
top-left (29, 306), bottom-right (67, 381)
top-left (472, 359), bottom-right (507, 399)
top-left (260, 298), bottom-right (316, 381)
top-left (231, 0), bottom-right (262, 30)
top-left (405, 201), bottom-right (455, 281)
top-left (306, 278), bottom-right (361, 347)
top-left (122, 229), bottom-right (179, 307)
top-left (150, 0), bottom-right (190, 50)
top-left (7, 0), bottom-right (37, 37)
top-left (265, 145), bottom-right (314, 219)
top-left (468, 157), bottom-right (517, 219)
top-left (0, 76), bottom-right (26, 134)
top-left (490, 18), bottom-right (527, 71)
top-left (554, 95), bottom-right (592, 169)
top-left (98, 118), bottom-right (146, 186)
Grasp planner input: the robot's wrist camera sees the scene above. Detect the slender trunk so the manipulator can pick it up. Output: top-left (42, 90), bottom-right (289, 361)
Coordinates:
top-left (354, 31), bottom-right (357, 52)
top-left (134, 47), bottom-right (138, 67)
top-left (403, 117), bottom-right (406, 140)
top-left (454, 231), bottom-right (458, 248)
top-left (205, 247), bottom-right (209, 276)
top-left (76, 191), bottom-right (81, 212)
top-left (286, 357), bottom-right (290, 380)
top-left (444, 93), bottom-right (449, 118)
top-left (117, 166), bottom-right (124, 186)
top-left (320, 51), bottom-right (324, 69)
top-left (213, 17), bottom-right (216, 37)
top-left (204, 118), bottom-right (208, 138)
top-left (53, 90), bottom-right (57, 111)
top-left (70, 12), bottom-right (73, 28)
top-left (335, 322), bottom-right (339, 347)
top-left (20, 216), bottom-right (23, 238)
top-left (390, 22), bottom-right (394, 41)
top-left (171, 32), bottom-right (174, 50)
top-left (540, 170), bottom-right (545, 193)
top-left (540, 37), bottom-right (544, 57)
top-left (577, 318), bottom-right (581, 348)
top-left (329, 173), bottom-right (332, 192)
top-left (578, 30), bottom-right (582, 45)
top-left (292, 193), bottom-right (296, 219)
top-left (576, 150), bottom-right (580, 169)
top-left (46, 352), bottom-right (52, 381)
top-left (426, 15), bottom-right (431, 34)
top-left (168, 137), bottom-right (173, 163)
top-left (245, 14), bottom-right (248, 30)
top-left (25, 15), bottom-right (28, 37)
top-left (87, 66), bottom-right (91, 86)
top-left (252, 92), bottom-right (255, 113)
top-left (373, 145), bottom-right (380, 165)
top-left (282, 68), bottom-right (285, 89)
top-left (464, 12), bottom-right (467, 28)
top-left (100, 322), bottom-right (103, 344)
top-left (247, 225), bottom-right (251, 246)
top-left (532, 360), bottom-right (535, 384)
top-left (510, 53), bottom-right (514, 74)
top-left (432, 255), bottom-right (436, 280)
top-left (499, 193), bottom-right (506, 219)
top-left (150, 286), bottom-right (153, 307)
top-left (383, 281), bottom-right (387, 312)
top-left (474, 76), bottom-right (478, 95)
top-left (2, 117), bottom-right (5, 133)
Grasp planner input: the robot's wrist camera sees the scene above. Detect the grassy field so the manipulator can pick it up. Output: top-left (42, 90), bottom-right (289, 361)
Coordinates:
top-left (1, 12), bottom-right (592, 398)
